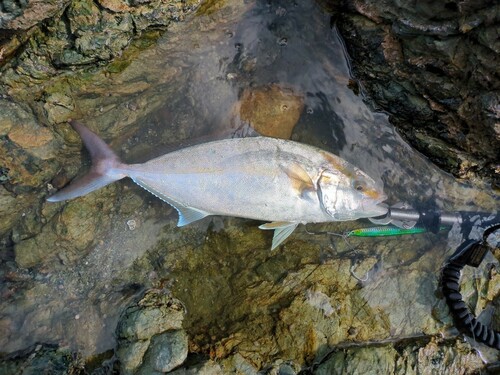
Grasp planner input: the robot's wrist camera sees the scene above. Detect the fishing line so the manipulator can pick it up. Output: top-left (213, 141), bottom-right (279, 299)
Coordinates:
top-left (303, 225), bottom-right (381, 282)
top-left (304, 224), bottom-right (357, 257)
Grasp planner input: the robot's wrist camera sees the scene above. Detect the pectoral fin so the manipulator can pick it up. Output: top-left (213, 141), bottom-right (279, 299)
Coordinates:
top-left (259, 221), bottom-right (299, 250)
top-left (282, 164), bottom-right (315, 196)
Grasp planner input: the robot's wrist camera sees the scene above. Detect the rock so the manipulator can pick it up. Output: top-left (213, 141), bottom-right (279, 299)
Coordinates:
top-left (168, 360), bottom-right (223, 375)
top-left (0, 100), bottom-right (18, 135)
top-left (0, 0), bottom-right (70, 30)
top-left (0, 99), bottom-right (59, 192)
top-left (315, 345), bottom-right (397, 374)
top-left (98, 0), bottom-right (133, 13)
top-left (0, 99), bottom-right (47, 140)
top-left (0, 186), bottom-right (35, 238)
top-left (0, 345), bottom-right (80, 373)
top-left (118, 302), bottom-right (185, 341)
top-left (138, 330), bottom-right (188, 373)
top-left (237, 84), bottom-right (304, 139)
top-left (117, 293), bottom-right (185, 341)
top-left (43, 92), bottom-right (75, 124)
top-left (253, 361), bottom-right (299, 375)
top-left (66, 0), bottom-right (134, 62)
top-left (314, 339), bottom-right (485, 374)
top-left (116, 290), bottom-right (188, 374)
top-left (335, 0), bottom-right (500, 184)
top-left (1, 0), bottom-right (202, 73)
top-left (116, 341), bottom-right (151, 374)
top-left (273, 259), bottom-right (391, 364)
top-left (8, 125), bottom-right (53, 150)
top-left (14, 185), bottom-right (117, 269)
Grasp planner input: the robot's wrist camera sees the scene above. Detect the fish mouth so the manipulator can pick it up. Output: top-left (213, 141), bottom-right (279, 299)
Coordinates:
top-left (361, 195), bottom-right (388, 217)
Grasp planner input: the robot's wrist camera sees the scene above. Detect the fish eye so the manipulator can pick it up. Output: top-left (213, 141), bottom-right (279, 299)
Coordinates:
top-left (353, 180), bottom-right (366, 192)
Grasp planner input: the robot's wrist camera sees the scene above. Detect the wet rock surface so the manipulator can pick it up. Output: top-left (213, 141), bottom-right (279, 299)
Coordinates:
top-left (0, 0), bottom-right (499, 374)
top-left (0, 344), bottom-right (84, 374)
top-left (116, 290), bottom-right (188, 374)
top-left (334, 0), bottom-right (500, 185)
top-left (236, 84), bottom-right (304, 139)
top-left (1, 0), bottom-right (200, 70)
top-left (313, 339), bottom-right (485, 374)
top-left (0, 0), bottom-right (70, 30)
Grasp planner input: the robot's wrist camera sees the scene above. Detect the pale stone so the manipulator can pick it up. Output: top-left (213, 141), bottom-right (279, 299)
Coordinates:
top-left (138, 330), bottom-right (188, 373)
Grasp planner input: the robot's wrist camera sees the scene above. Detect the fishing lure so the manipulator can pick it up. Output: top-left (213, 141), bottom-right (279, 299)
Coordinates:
top-left (346, 225), bottom-right (447, 237)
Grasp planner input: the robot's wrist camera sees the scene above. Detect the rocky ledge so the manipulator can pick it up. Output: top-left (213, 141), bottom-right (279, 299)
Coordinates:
top-left (334, 0), bottom-right (499, 186)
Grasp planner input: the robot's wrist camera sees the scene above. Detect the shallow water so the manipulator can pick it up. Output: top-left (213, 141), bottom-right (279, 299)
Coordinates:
top-left (1, 0), bottom-right (498, 370)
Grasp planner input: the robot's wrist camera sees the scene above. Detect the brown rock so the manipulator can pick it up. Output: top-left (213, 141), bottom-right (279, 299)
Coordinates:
top-left (98, 0), bottom-right (132, 13)
top-left (0, 186), bottom-right (35, 237)
top-left (0, 100), bottom-right (30, 136)
top-left (238, 84), bottom-right (304, 139)
top-left (8, 124), bottom-right (53, 149)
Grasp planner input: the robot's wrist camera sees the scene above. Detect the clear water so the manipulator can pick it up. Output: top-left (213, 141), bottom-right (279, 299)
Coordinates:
top-left (1, 0), bottom-right (498, 366)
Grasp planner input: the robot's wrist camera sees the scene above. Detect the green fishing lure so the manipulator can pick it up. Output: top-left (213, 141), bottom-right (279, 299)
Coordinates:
top-left (346, 226), bottom-right (447, 237)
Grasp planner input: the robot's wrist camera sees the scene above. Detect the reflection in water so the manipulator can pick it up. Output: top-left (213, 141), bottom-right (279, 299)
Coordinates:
top-left (1, 0), bottom-right (498, 367)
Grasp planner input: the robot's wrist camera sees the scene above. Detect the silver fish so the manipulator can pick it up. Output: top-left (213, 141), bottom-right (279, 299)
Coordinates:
top-left (48, 120), bottom-right (387, 249)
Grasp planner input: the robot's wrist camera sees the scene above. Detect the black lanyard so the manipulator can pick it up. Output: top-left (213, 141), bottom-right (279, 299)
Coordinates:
top-left (441, 223), bottom-right (500, 349)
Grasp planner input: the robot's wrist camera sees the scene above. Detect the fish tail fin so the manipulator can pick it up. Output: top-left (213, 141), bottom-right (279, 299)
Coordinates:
top-left (47, 120), bottom-right (127, 202)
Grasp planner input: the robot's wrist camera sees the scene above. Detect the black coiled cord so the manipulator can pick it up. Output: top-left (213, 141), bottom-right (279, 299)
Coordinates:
top-left (441, 223), bottom-right (500, 349)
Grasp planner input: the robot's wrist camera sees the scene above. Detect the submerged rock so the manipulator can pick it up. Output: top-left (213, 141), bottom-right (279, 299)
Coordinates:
top-left (0, 186), bottom-right (36, 238)
top-left (168, 360), bottom-right (223, 374)
top-left (236, 84), bottom-right (304, 139)
top-left (0, 98), bottom-right (59, 193)
top-left (14, 185), bottom-right (118, 268)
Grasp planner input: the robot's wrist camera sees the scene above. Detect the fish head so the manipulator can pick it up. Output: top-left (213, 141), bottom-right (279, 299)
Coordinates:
top-left (317, 168), bottom-right (387, 221)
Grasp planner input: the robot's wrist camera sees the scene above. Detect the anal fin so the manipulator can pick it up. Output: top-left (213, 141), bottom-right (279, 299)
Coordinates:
top-left (176, 205), bottom-right (210, 227)
top-left (259, 221), bottom-right (299, 250)
top-left (133, 178), bottom-right (210, 226)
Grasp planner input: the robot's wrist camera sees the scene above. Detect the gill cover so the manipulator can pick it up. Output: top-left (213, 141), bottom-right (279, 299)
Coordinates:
top-left (317, 169), bottom-right (361, 220)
